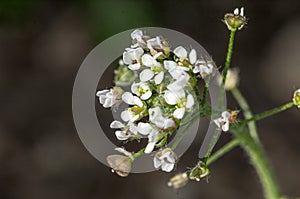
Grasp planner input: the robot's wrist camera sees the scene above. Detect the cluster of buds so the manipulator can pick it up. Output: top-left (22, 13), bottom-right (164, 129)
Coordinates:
top-left (224, 7), bottom-right (247, 31)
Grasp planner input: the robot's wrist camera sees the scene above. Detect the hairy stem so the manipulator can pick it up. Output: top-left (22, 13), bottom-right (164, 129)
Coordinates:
top-left (231, 87), bottom-right (260, 143)
top-left (222, 30), bottom-right (236, 85)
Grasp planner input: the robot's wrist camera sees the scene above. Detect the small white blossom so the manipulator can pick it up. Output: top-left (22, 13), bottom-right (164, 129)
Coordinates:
top-left (110, 121), bottom-right (138, 140)
top-left (164, 86), bottom-right (195, 119)
top-left (154, 148), bottom-right (177, 172)
top-left (213, 111), bottom-right (231, 132)
top-left (149, 107), bottom-right (176, 130)
top-left (96, 87), bottom-right (124, 109)
top-left (123, 47), bottom-right (144, 70)
top-left (136, 122), bottom-right (160, 154)
top-left (173, 46), bottom-right (196, 64)
top-left (121, 92), bottom-right (146, 122)
top-left (131, 82), bottom-right (152, 100)
top-left (218, 68), bottom-right (239, 90)
top-left (130, 29), bottom-right (147, 48)
top-left (164, 60), bottom-right (190, 80)
top-left (224, 7), bottom-right (247, 31)
top-left (193, 59), bottom-right (215, 78)
top-left (140, 53), bottom-right (165, 84)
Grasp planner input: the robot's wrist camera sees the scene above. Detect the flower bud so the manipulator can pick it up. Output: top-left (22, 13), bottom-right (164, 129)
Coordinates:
top-left (224, 7), bottom-right (247, 31)
top-left (293, 89), bottom-right (300, 108)
top-left (168, 173), bottom-right (189, 189)
top-left (106, 154), bottom-right (132, 177)
top-left (189, 161), bottom-right (210, 181)
top-left (218, 68), bottom-right (239, 90)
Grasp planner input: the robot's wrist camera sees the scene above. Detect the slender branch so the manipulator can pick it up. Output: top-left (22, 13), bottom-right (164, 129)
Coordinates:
top-left (241, 102), bottom-right (294, 125)
top-left (231, 87), bottom-right (260, 143)
top-left (201, 76), bottom-right (210, 107)
top-left (206, 139), bottom-right (240, 165)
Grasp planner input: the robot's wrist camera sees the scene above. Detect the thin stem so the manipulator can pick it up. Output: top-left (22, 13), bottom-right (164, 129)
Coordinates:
top-left (201, 77), bottom-right (210, 107)
top-left (206, 139), bottom-right (240, 165)
top-left (231, 87), bottom-right (259, 143)
top-left (222, 30), bottom-right (236, 85)
top-left (241, 102), bottom-right (294, 125)
top-left (130, 147), bottom-right (145, 160)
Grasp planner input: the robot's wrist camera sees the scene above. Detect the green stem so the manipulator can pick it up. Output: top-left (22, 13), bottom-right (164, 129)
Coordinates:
top-left (233, 129), bottom-right (281, 199)
top-left (130, 148), bottom-right (145, 160)
top-left (222, 30), bottom-right (236, 85)
top-left (241, 102), bottom-right (294, 125)
top-left (201, 77), bottom-right (210, 107)
top-left (231, 87), bottom-right (260, 143)
top-left (206, 139), bottom-right (240, 165)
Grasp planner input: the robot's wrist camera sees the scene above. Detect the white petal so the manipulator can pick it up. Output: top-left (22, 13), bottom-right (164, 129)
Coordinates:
top-left (163, 60), bottom-right (177, 70)
top-left (121, 110), bottom-right (131, 122)
top-left (128, 63), bottom-right (141, 70)
top-left (103, 98), bottom-right (112, 108)
top-left (154, 71), bottom-right (164, 84)
top-left (96, 89), bottom-right (109, 96)
top-left (140, 69), bottom-right (154, 82)
top-left (122, 92), bottom-right (134, 105)
top-left (133, 96), bottom-right (143, 107)
top-left (141, 90), bottom-right (152, 100)
top-left (99, 95), bottom-right (107, 104)
top-left (161, 163), bottom-right (175, 172)
top-left (131, 82), bottom-right (139, 95)
top-left (189, 49), bottom-right (197, 64)
top-left (131, 29), bottom-right (143, 40)
top-left (164, 119), bottom-right (175, 129)
top-left (142, 54), bottom-right (155, 67)
top-left (186, 94), bottom-right (194, 109)
top-left (133, 48), bottom-right (144, 60)
top-left (144, 142), bottom-right (155, 154)
top-left (222, 111), bottom-right (231, 120)
top-left (154, 157), bottom-right (162, 168)
top-left (137, 122), bottom-right (152, 135)
top-left (115, 130), bottom-right (129, 140)
top-left (173, 108), bottom-right (185, 119)
top-left (234, 8), bottom-right (239, 15)
top-left (123, 51), bottom-right (132, 65)
top-left (164, 91), bottom-right (178, 105)
top-left (110, 121), bottom-right (125, 129)
top-left (222, 121), bottom-right (230, 132)
top-left (174, 46), bottom-right (187, 59)
top-left (240, 7), bottom-right (244, 16)
top-left (115, 147), bottom-right (132, 156)
top-left (213, 118), bottom-right (222, 128)
top-left (149, 107), bottom-right (162, 120)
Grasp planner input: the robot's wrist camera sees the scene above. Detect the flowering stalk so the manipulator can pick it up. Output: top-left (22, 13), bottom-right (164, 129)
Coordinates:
top-left (222, 30), bottom-right (236, 85)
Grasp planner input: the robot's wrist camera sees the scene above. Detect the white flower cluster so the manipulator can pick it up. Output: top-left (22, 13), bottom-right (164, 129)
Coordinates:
top-left (97, 29), bottom-right (216, 173)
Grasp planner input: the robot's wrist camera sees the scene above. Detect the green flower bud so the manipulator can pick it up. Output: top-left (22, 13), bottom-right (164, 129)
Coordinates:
top-left (224, 7), bottom-right (247, 31)
top-left (189, 161), bottom-right (210, 181)
top-left (293, 89), bottom-right (300, 108)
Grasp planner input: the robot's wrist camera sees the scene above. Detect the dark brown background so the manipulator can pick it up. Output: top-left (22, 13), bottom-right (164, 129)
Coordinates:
top-left (0, 0), bottom-right (300, 199)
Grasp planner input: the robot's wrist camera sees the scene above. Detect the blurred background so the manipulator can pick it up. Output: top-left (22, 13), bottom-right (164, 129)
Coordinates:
top-left (0, 0), bottom-right (300, 199)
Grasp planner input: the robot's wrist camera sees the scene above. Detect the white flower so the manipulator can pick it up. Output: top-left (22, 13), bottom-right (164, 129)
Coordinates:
top-left (154, 148), bottom-right (177, 172)
top-left (121, 92), bottom-right (146, 122)
top-left (110, 121), bottom-right (139, 140)
top-left (131, 82), bottom-right (152, 100)
top-left (213, 111), bottom-right (231, 132)
top-left (173, 46), bottom-right (197, 64)
top-left (136, 122), bottom-right (160, 154)
top-left (146, 36), bottom-right (169, 55)
top-left (164, 87), bottom-right (195, 119)
top-left (123, 47), bottom-right (144, 70)
top-left (149, 107), bottom-right (176, 130)
top-left (164, 60), bottom-right (190, 81)
top-left (193, 59), bottom-right (215, 78)
top-left (130, 29), bottom-right (147, 48)
top-left (96, 87), bottom-right (124, 108)
top-left (140, 53), bottom-right (165, 84)
top-left (224, 7), bottom-right (247, 31)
